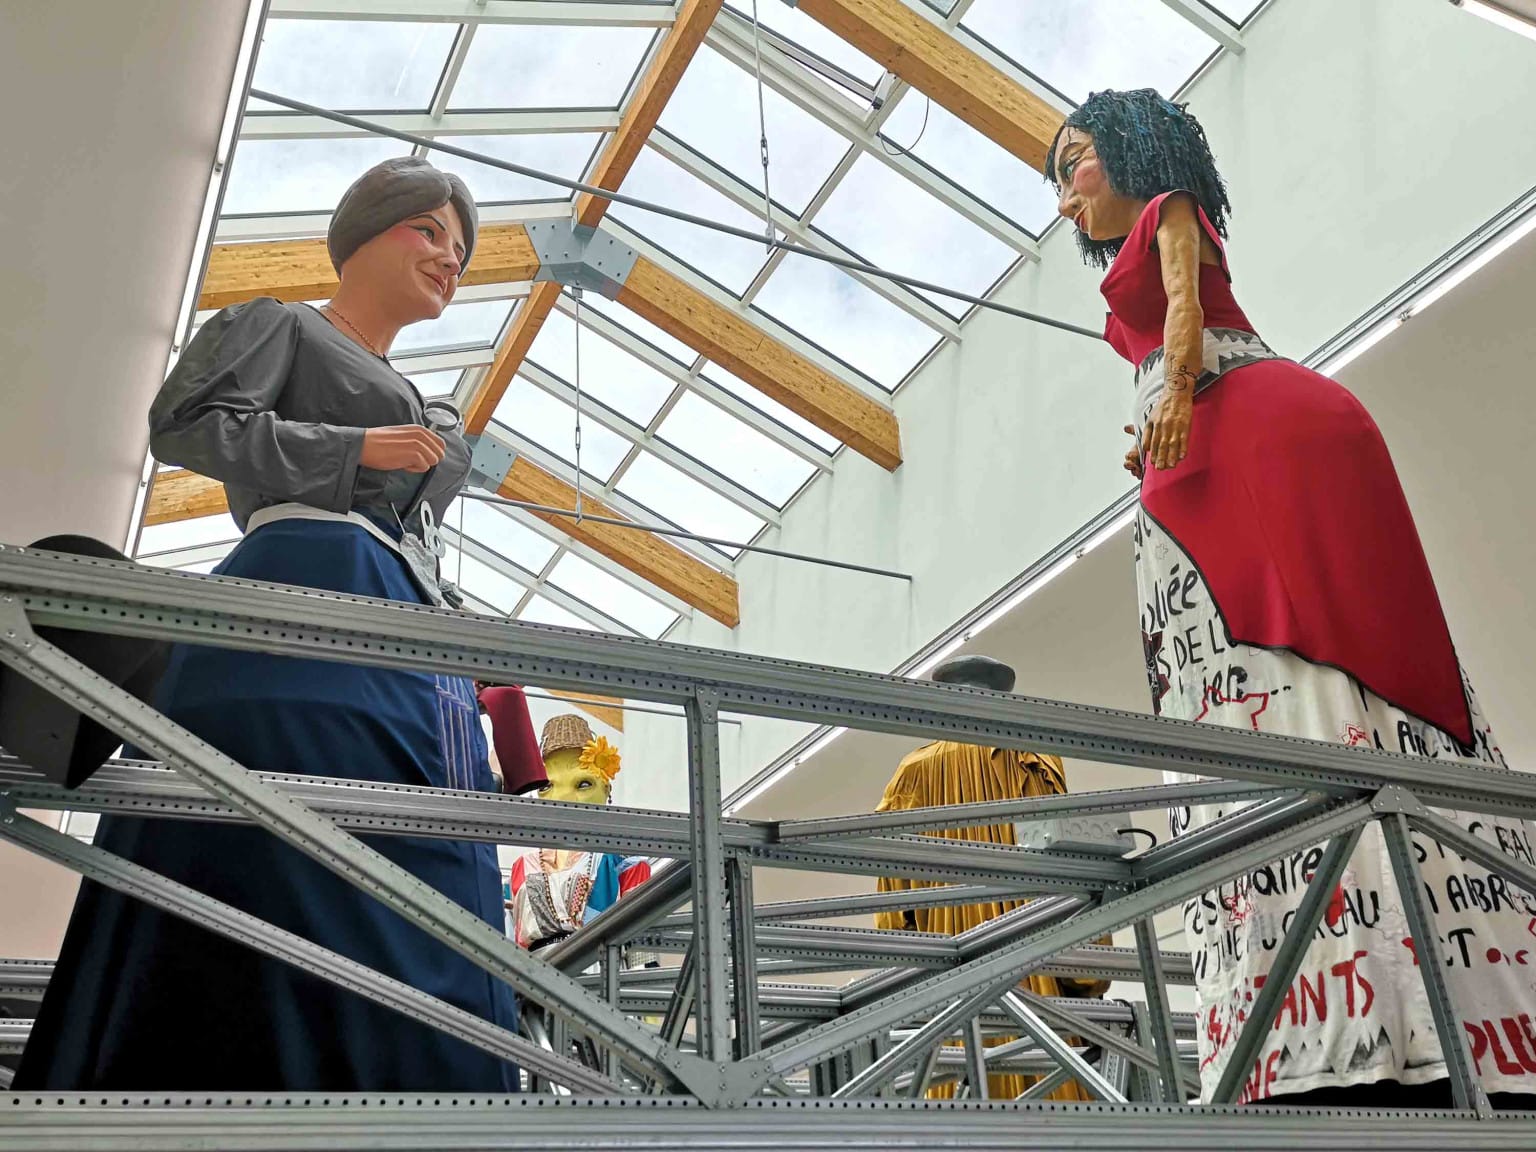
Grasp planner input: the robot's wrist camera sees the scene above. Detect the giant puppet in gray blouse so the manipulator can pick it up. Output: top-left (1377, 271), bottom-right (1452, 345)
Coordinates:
top-left (15, 158), bottom-right (521, 1094)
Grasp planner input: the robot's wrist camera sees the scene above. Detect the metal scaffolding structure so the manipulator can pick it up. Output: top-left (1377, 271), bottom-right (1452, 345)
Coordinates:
top-left (2, 543), bottom-right (1536, 1147)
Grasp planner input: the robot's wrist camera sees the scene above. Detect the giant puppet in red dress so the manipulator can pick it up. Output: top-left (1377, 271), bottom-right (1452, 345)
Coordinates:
top-left (1049, 89), bottom-right (1536, 1109)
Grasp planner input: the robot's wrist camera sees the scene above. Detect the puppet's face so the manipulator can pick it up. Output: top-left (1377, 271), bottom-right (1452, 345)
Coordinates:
top-left (536, 748), bottom-right (611, 805)
top-left (341, 200), bottom-right (465, 323)
top-left (1053, 127), bottom-right (1140, 243)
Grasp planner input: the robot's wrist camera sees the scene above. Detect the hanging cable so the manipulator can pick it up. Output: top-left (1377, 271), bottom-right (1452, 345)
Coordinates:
top-left (748, 0), bottom-right (776, 253)
top-left (881, 95), bottom-right (932, 158)
top-left (572, 286), bottom-right (585, 523)
top-left (249, 90), bottom-right (1103, 341)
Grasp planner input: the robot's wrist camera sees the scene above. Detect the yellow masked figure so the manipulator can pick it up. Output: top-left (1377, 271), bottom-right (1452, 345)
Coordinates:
top-left (875, 657), bottom-right (1110, 1102)
top-left (508, 714), bottom-right (652, 952)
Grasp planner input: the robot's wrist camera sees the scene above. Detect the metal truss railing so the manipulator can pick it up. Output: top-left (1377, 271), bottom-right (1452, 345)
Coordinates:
top-left (1, 543), bottom-right (1535, 1146)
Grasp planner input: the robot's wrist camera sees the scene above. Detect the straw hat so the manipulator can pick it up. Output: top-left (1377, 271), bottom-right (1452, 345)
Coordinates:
top-left (540, 713), bottom-right (594, 759)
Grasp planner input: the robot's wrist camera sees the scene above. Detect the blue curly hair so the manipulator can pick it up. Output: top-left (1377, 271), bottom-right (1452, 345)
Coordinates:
top-left (1044, 88), bottom-right (1231, 270)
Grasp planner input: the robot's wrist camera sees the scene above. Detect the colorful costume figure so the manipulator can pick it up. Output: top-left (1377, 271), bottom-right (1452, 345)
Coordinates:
top-left (18, 159), bottom-right (520, 1092)
top-left (1049, 90), bottom-right (1536, 1105)
top-left (874, 657), bottom-right (1106, 1102)
top-left (509, 714), bottom-right (652, 953)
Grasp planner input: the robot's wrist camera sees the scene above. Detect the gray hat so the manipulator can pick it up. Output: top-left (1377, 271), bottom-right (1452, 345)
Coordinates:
top-left (327, 156), bottom-right (478, 274)
top-left (931, 655), bottom-right (1016, 694)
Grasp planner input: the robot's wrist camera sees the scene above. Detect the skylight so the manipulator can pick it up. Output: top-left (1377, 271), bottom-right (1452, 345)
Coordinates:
top-left (142, 0), bottom-right (1238, 644)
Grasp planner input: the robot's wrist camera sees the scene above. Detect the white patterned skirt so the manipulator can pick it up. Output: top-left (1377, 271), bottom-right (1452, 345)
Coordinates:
top-left (1135, 506), bottom-right (1536, 1102)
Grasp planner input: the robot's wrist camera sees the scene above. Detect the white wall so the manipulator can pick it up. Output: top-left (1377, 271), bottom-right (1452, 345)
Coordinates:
top-left (0, 2), bottom-right (249, 959)
top-left (620, 0), bottom-right (1536, 813)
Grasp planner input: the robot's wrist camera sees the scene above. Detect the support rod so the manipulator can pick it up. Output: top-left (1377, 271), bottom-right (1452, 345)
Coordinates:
top-left (1380, 810), bottom-right (1491, 1116)
top-left (686, 688), bottom-right (731, 1063)
top-left (0, 610), bottom-right (702, 1094)
top-left (247, 89), bottom-right (1104, 340)
top-left (1210, 825), bottom-right (1363, 1104)
top-left (776, 780), bottom-right (1289, 842)
top-left (1133, 917), bottom-right (1185, 1103)
top-left (997, 991), bottom-right (1126, 1103)
top-left (461, 491), bottom-right (913, 581)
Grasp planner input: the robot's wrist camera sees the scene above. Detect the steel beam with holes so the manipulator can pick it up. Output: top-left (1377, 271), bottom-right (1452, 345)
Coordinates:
top-left (0, 758), bottom-right (1132, 890)
top-left (756, 801), bottom-right (1376, 1082)
top-left (4, 548), bottom-right (1536, 1122)
top-left (3, 548), bottom-right (1531, 816)
top-left (0, 609), bottom-right (720, 1097)
top-left (2, 1094), bottom-right (1531, 1150)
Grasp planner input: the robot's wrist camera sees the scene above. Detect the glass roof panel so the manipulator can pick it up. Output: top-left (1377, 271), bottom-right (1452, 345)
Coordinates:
top-left (400, 368), bottom-right (462, 398)
top-left (813, 152), bottom-right (1017, 316)
top-left (661, 47), bottom-right (850, 214)
top-left (961, 0), bottom-right (1218, 103)
top-left (491, 376), bottom-right (631, 484)
top-left (455, 552), bottom-right (527, 615)
top-left (392, 300), bottom-right (511, 356)
top-left (702, 366), bottom-right (840, 453)
top-left (611, 146), bottom-right (776, 294)
top-left (752, 254), bottom-right (940, 390)
top-left (724, 2), bottom-right (884, 86)
top-left (527, 310), bottom-right (676, 425)
top-left (879, 96), bottom-right (1059, 233)
top-left (548, 553), bottom-right (677, 638)
top-left (450, 25), bottom-right (658, 110)
top-left (1205, 0), bottom-right (1264, 22)
top-left (579, 292), bottom-right (699, 367)
top-left (616, 452), bottom-right (765, 558)
top-left (440, 133), bottom-right (603, 204)
top-left (454, 498), bottom-right (558, 574)
top-left (518, 594), bottom-right (597, 631)
top-left (657, 392), bottom-right (816, 507)
top-left (223, 138), bottom-right (405, 216)
top-left (249, 20), bottom-right (457, 113)
top-left (137, 514), bottom-right (240, 556)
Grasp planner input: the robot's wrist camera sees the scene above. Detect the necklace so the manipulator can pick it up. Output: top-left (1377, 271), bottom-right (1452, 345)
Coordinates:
top-left (323, 304), bottom-right (385, 358)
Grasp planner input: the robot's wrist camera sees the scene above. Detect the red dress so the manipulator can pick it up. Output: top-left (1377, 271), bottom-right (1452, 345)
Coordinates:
top-left (1101, 193), bottom-right (1536, 1105)
top-left (1104, 191), bottom-right (1472, 747)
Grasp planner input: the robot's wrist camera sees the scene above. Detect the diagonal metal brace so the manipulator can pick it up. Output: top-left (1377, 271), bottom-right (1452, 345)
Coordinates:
top-left (0, 800), bottom-right (623, 1096)
top-left (0, 600), bottom-right (711, 1098)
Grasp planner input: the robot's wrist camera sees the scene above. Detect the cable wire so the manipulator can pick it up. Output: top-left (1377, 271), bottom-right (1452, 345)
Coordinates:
top-left (248, 90), bottom-right (1103, 341)
top-left (572, 287), bottom-right (584, 523)
top-left (749, 0), bottom-right (776, 253)
top-left (880, 95), bottom-right (932, 157)
top-left (459, 490), bottom-right (912, 581)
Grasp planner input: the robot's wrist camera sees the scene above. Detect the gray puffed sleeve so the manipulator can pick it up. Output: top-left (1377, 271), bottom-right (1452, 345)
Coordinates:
top-left (148, 298), bottom-right (366, 517)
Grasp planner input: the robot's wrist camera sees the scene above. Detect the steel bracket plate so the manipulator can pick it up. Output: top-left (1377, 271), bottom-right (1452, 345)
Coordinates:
top-left (528, 219), bottom-right (639, 299)
top-left (466, 434), bottom-right (517, 491)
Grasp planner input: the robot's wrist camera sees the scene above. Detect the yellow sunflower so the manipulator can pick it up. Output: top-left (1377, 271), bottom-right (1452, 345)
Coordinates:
top-left (579, 736), bottom-right (622, 781)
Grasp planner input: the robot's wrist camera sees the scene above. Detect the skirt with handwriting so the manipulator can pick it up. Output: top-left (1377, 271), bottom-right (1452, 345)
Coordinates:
top-left (1135, 504), bottom-right (1536, 1102)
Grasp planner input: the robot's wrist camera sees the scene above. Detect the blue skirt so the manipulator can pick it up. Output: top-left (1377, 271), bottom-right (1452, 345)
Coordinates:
top-left (16, 521), bottom-right (519, 1091)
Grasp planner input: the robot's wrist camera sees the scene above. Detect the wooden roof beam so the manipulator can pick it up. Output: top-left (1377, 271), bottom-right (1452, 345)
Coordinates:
top-left (616, 256), bottom-right (901, 471)
top-left (198, 223), bottom-right (541, 311)
top-left (497, 456), bottom-right (739, 628)
top-left (794, 0), bottom-right (1065, 173)
top-left (463, 0), bottom-right (725, 434)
